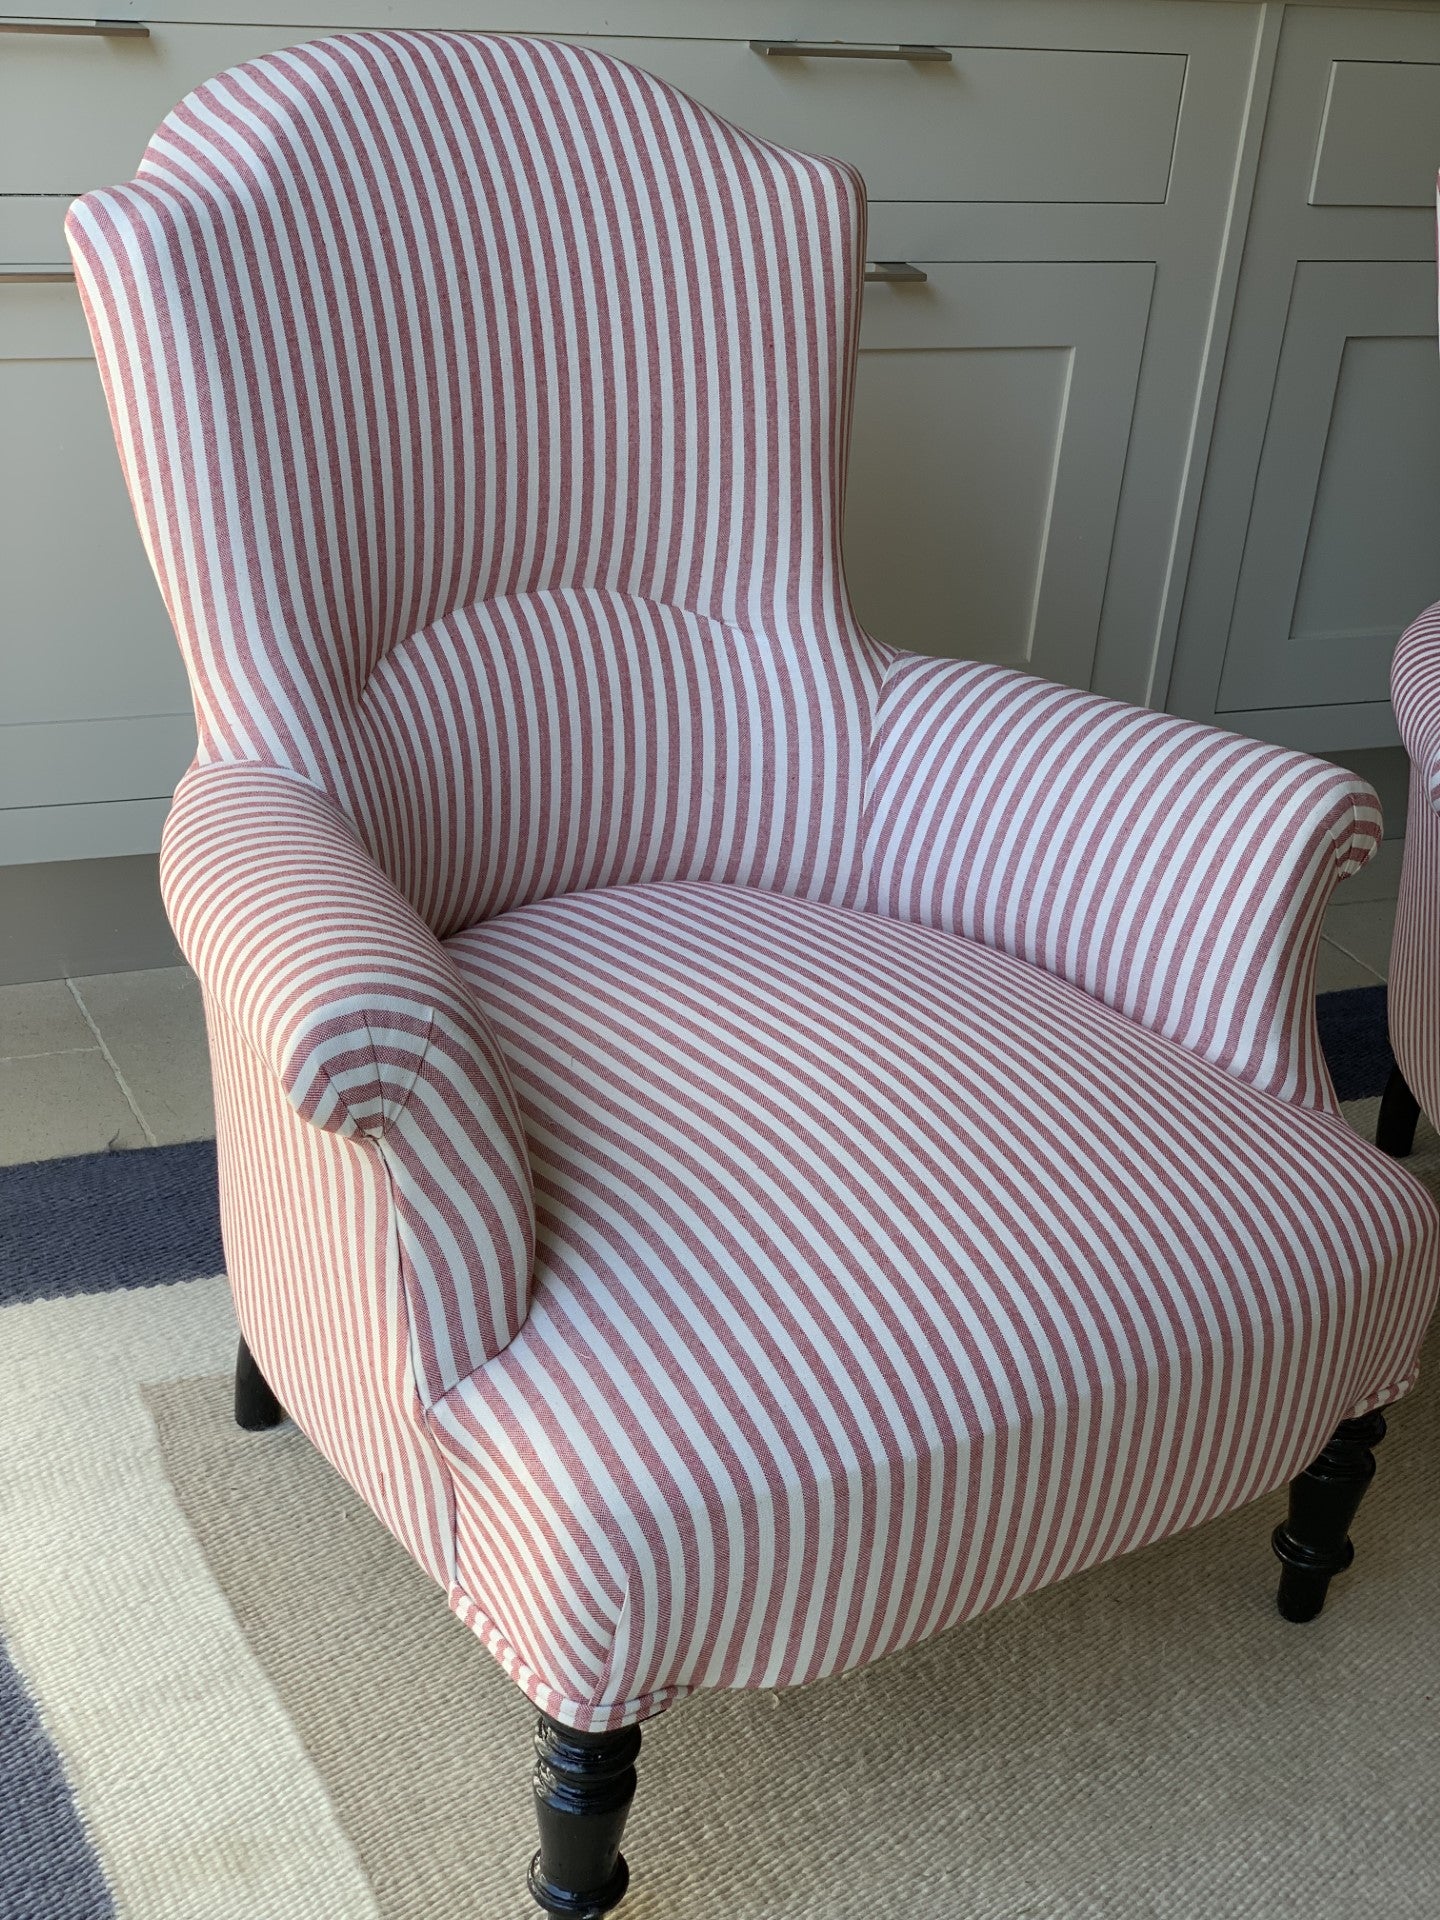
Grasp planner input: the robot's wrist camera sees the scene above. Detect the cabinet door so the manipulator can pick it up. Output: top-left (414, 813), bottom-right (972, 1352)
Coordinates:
top-left (845, 261), bottom-right (1153, 685)
top-left (0, 278), bottom-right (195, 863)
top-left (1215, 261), bottom-right (1440, 716)
top-left (1168, 4), bottom-right (1440, 751)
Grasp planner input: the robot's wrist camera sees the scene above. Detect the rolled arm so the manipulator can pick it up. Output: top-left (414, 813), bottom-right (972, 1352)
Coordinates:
top-left (161, 759), bottom-right (535, 1401)
top-left (859, 653), bottom-right (1381, 1109)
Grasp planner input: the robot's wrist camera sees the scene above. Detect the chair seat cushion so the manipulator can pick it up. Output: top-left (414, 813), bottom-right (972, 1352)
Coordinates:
top-left (433, 881), bottom-right (1437, 1730)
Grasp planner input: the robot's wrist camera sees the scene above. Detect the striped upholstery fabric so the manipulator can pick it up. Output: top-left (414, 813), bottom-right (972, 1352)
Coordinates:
top-left (861, 653), bottom-right (1381, 1110)
top-left (1389, 603), bottom-right (1440, 1125)
top-left (161, 759), bottom-right (534, 1405)
top-left (68, 30), bottom-right (1440, 1735)
top-left (437, 881), bottom-right (1436, 1728)
top-left (65, 29), bottom-right (883, 938)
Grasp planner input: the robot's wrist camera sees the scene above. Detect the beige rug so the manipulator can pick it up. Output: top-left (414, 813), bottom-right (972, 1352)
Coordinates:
top-left (4, 1095), bottom-right (1439, 1918)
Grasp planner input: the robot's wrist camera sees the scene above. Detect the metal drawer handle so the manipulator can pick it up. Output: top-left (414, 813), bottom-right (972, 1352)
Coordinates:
top-left (1, 254), bottom-right (930, 289)
top-left (750, 39), bottom-right (950, 63)
top-left (0, 18), bottom-right (149, 35)
top-left (6, 257), bottom-right (932, 286)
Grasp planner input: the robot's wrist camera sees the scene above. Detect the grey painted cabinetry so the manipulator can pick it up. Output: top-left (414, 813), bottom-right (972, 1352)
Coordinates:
top-left (1, 0), bottom-right (1436, 866)
top-left (846, 262), bottom-right (1153, 678)
top-left (1172, 4), bottom-right (1440, 751)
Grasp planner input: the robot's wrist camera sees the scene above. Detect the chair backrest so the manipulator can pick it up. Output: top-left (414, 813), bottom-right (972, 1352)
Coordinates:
top-left (69, 32), bottom-right (883, 933)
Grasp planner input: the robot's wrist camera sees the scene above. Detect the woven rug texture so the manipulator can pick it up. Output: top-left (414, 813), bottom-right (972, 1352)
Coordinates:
top-left (1, 991), bottom-right (1437, 1919)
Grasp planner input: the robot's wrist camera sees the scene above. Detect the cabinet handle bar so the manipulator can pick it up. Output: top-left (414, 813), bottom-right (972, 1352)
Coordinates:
top-left (0, 18), bottom-right (149, 36)
top-left (2, 258), bottom-right (926, 295)
top-left (750, 39), bottom-right (950, 62)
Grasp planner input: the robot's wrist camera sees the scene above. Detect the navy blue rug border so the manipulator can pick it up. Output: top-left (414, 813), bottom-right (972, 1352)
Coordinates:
top-left (0, 1634), bottom-right (116, 1920)
top-left (1314, 982), bottom-right (1395, 1105)
top-left (0, 1138), bottom-right (224, 1308)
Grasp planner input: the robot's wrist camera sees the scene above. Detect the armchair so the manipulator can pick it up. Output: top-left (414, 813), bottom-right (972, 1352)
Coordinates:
top-left (1364, 188), bottom-right (1440, 1165)
top-left (1381, 602), bottom-right (1440, 1156)
top-left (69, 32), bottom-right (1439, 1915)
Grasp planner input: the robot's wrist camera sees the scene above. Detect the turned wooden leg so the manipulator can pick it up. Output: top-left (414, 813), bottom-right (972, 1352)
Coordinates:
top-left (528, 1716), bottom-right (641, 1918)
top-left (234, 1336), bottom-right (284, 1431)
top-left (1377, 1065), bottom-right (1421, 1159)
top-left (1273, 1409), bottom-right (1386, 1623)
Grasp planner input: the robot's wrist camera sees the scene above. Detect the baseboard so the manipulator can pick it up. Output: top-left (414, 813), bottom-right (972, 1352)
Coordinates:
top-left (0, 855), bottom-right (182, 986)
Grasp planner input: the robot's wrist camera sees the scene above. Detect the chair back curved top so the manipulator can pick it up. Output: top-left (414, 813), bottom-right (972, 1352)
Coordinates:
top-left (68, 31), bottom-right (883, 933)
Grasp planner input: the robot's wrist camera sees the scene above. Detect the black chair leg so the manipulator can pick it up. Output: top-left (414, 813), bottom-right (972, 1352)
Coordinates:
top-left (1272, 1409), bottom-right (1386, 1623)
top-left (234, 1336), bottom-right (285, 1430)
top-left (528, 1715), bottom-right (641, 1918)
top-left (1377, 1065), bottom-right (1421, 1158)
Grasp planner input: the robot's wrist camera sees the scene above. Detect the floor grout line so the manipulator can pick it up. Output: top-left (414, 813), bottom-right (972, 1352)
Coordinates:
top-left (0, 1046), bottom-right (103, 1064)
top-left (1320, 933), bottom-right (1387, 984)
top-left (64, 978), bottom-right (159, 1148)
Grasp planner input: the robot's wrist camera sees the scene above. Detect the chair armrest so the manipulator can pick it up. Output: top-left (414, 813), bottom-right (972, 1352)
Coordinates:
top-left (161, 760), bottom-right (535, 1399)
top-left (1392, 603), bottom-right (1440, 813)
top-left (860, 652), bottom-right (1381, 1108)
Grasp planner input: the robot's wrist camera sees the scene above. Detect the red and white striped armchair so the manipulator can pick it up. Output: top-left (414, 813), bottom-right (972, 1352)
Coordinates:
top-left (1372, 186), bottom-right (1440, 1164)
top-left (1382, 603), bottom-right (1440, 1156)
top-left (69, 32), bottom-right (1440, 1915)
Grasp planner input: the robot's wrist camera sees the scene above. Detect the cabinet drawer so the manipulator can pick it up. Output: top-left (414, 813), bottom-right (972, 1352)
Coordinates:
top-left (0, 197), bottom-right (72, 266)
top-left (0, 22), bottom-right (1185, 205)
top-left (0, 21), bottom-right (336, 193)
top-left (614, 38), bottom-right (1185, 203)
top-left (1311, 60), bottom-right (1440, 209)
top-left (0, 716), bottom-right (195, 811)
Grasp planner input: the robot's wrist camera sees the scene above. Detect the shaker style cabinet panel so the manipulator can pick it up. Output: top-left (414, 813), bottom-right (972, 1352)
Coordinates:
top-left (1170, 4), bottom-right (1440, 751)
top-left (1215, 261), bottom-right (1440, 715)
top-left (1310, 57), bottom-right (1440, 209)
top-left (847, 262), bottom-right (1152, 683)
top-left (0, 279), bottom-right (192, 862)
